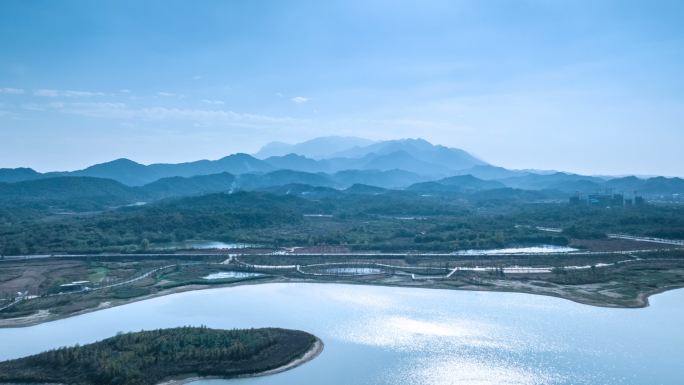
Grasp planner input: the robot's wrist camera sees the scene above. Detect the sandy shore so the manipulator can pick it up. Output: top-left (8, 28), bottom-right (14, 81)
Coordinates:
top-left (156, 338), bottom-right (324, 385)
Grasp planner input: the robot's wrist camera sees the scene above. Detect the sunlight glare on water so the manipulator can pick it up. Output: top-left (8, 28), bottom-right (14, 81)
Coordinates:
top-left (0, 284), bottom-right (682, 385)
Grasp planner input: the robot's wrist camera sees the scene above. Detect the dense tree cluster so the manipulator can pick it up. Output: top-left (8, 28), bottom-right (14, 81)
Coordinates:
top-left (0, 326), bottom-right (316, 385)
top-left (1, 189), bottom-right (682, 255)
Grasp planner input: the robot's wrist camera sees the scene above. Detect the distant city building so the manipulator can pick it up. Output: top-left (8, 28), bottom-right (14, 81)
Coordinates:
top-left (587, 194), bottom-right (612, 206)
top-left (569, 192), bottom-right (644, 207)
top-left (611, 194), bottom-right (624, 207)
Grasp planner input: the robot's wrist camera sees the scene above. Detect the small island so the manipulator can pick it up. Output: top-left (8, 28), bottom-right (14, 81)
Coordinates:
top-left (0, 326), bottom-right (322, 385)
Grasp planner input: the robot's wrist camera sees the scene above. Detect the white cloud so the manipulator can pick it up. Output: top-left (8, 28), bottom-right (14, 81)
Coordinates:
top-left (34, 89), bottom-right (105, 97)
top-left (34, 89), bottom-right (60, 97)
top-left (119, 89), bottom-right (131, 93)
top-left (291, 96), bottom-right (309, 104)
top-left (192, 75), bottom-right (202, 80)
top-left (21, 103), bottom-right (49, 111)
top-left (157, 92), bottom-right (176, 97)
top-left (42, 102), bottom-right (300, 128)
top-left (0, 87), bottom-right (24, 94)
top-left (201, 99), bottom-right (225, 105)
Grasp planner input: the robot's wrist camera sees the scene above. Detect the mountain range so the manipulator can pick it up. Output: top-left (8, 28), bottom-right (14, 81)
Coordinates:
top-left (0, 138), bottom-right (487, 185)
top-left (1, 137), bottom-right (683, 211)
top-left (254, 136), bottom-right (375, 159)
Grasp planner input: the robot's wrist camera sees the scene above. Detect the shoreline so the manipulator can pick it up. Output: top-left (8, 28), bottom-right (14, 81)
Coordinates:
top-left (1, 277), bottom-right (683, 329)
top-left (0, 277), bottom-right (290, 329)
top-left (156, 338), bottom-right (324, 385)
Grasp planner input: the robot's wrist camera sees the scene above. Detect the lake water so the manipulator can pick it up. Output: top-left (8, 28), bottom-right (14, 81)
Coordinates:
top-left (202, 272), bottom-right (263, 280)
top-left (154, 240), bottom-right (257, 250)
top-left (0, 284), bottom-right (682, 385)
top-left (321, 267), bottom-right (384, 275)
top-left (453, 245), bottom-right (578, 255)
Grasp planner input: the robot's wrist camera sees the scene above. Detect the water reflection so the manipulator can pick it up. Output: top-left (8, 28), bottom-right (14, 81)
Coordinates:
top-left (453, 246), bottom-right (578, 255)
top-left (154, 240), bottom-right (257, 250)
top-left (406, 357), bottom-right (565, 385)
top-left (202, 271), bottom-right (263, 280)
top-left (334, 315), bottom-right (506, 351)
top-left (0, 284), bottom-right (682, 385)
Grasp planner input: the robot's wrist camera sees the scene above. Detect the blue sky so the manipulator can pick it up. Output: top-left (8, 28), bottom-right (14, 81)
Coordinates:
top-left (1, 0), bottom-right (683, 176)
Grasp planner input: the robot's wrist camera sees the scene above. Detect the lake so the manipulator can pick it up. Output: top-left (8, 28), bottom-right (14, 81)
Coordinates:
top-left (453, 245), bottom-right (578, 255)
top-left (0, 284), bottom-right (682, 385)
top-left (153, 240), bottom-right (257, 250)
top-left (321, 267), bottom-right (384, 275)
top-left (202, 271), bottom-right (264, 280)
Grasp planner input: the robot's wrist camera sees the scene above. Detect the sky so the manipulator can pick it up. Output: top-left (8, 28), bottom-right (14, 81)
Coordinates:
top-left (1, 0), bottom-right (683, 176)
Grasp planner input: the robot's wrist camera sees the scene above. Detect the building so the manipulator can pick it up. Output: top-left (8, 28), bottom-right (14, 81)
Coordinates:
top-left (569, 192), bottom-right (645, 207)
top-left (587, 194), bottom-right (612, 206)
top-left (611, 194), bottom-right (624, 207)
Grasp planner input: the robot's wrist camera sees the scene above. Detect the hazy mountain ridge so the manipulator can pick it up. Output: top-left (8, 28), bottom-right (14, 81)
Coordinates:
top-left (0, 167), bottom-right (44, 183)
top-left (496, 172), bottom-right (607, 192)
top-left (237, 170), bottom-right (335, 191)
top-left (0, 176), bottom-right (146, 211)
top-left (59, 154), bottom-right (274, 186)
top-left (331, 169), bottom-right (428, 189)
top-left (255, 136), bottom-right (375, 159)
top-left (142, 172), bottom-right (237, 199)
top-left (449, 165), bottom-right (528, 180)
top-left (407, 175), bottom-right (505, 193)
top-left (0, 138), bottom-right (485, 184)
top-left (1, 138), bottom-right (683, 210)
top-left (264, 154), bottom-right (327, 173)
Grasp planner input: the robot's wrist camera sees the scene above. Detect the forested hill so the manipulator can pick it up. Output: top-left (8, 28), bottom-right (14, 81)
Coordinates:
top-left (0, 191), bottom-right (317, 254)
top-left (0, 176), bottom-right (146, 211)
top-left (0, 326), bottom-right (318, 385)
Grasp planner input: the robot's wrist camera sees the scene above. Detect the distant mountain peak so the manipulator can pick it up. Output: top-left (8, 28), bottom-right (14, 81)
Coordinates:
top-left (254, 136), bottom-right (375, 159)
top-left (97, 158), bottom-right (144, 167)
top-left (279, 153), bottom-right (311, 160)
top-left (219, 153), bottom-right (255, 161)
top-left (327, 138), bottom-right (487, 171)
top-left (81, 158), bottom-right (147, 172)
top-left (0, 167), bottom-right (44, 183)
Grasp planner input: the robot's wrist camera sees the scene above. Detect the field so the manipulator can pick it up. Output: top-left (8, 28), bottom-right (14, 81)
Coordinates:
top-left (2, 244), bottom-right (684, 326)
top-left (2, 191), bottom-right (684, 325)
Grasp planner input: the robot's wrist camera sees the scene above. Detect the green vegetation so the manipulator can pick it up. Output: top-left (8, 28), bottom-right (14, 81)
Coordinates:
top-left (88, 266), bottom-right (109, 284)
top-left (3, 249), bottom-right (684, 326)
top-left (0, 176), bottom-right (145, 211)
top-left (0, 255), bottom-right (214, 318)
top-left (0, 326), bottom-right (318, 385)
top-left (2, 188), bottom-right (683, 255)
top-left (0, 166), bottom-right (682, 322)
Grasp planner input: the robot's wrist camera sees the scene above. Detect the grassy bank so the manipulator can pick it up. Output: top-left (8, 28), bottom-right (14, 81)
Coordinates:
top-left (1, 250), bottom-right (684, 327)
